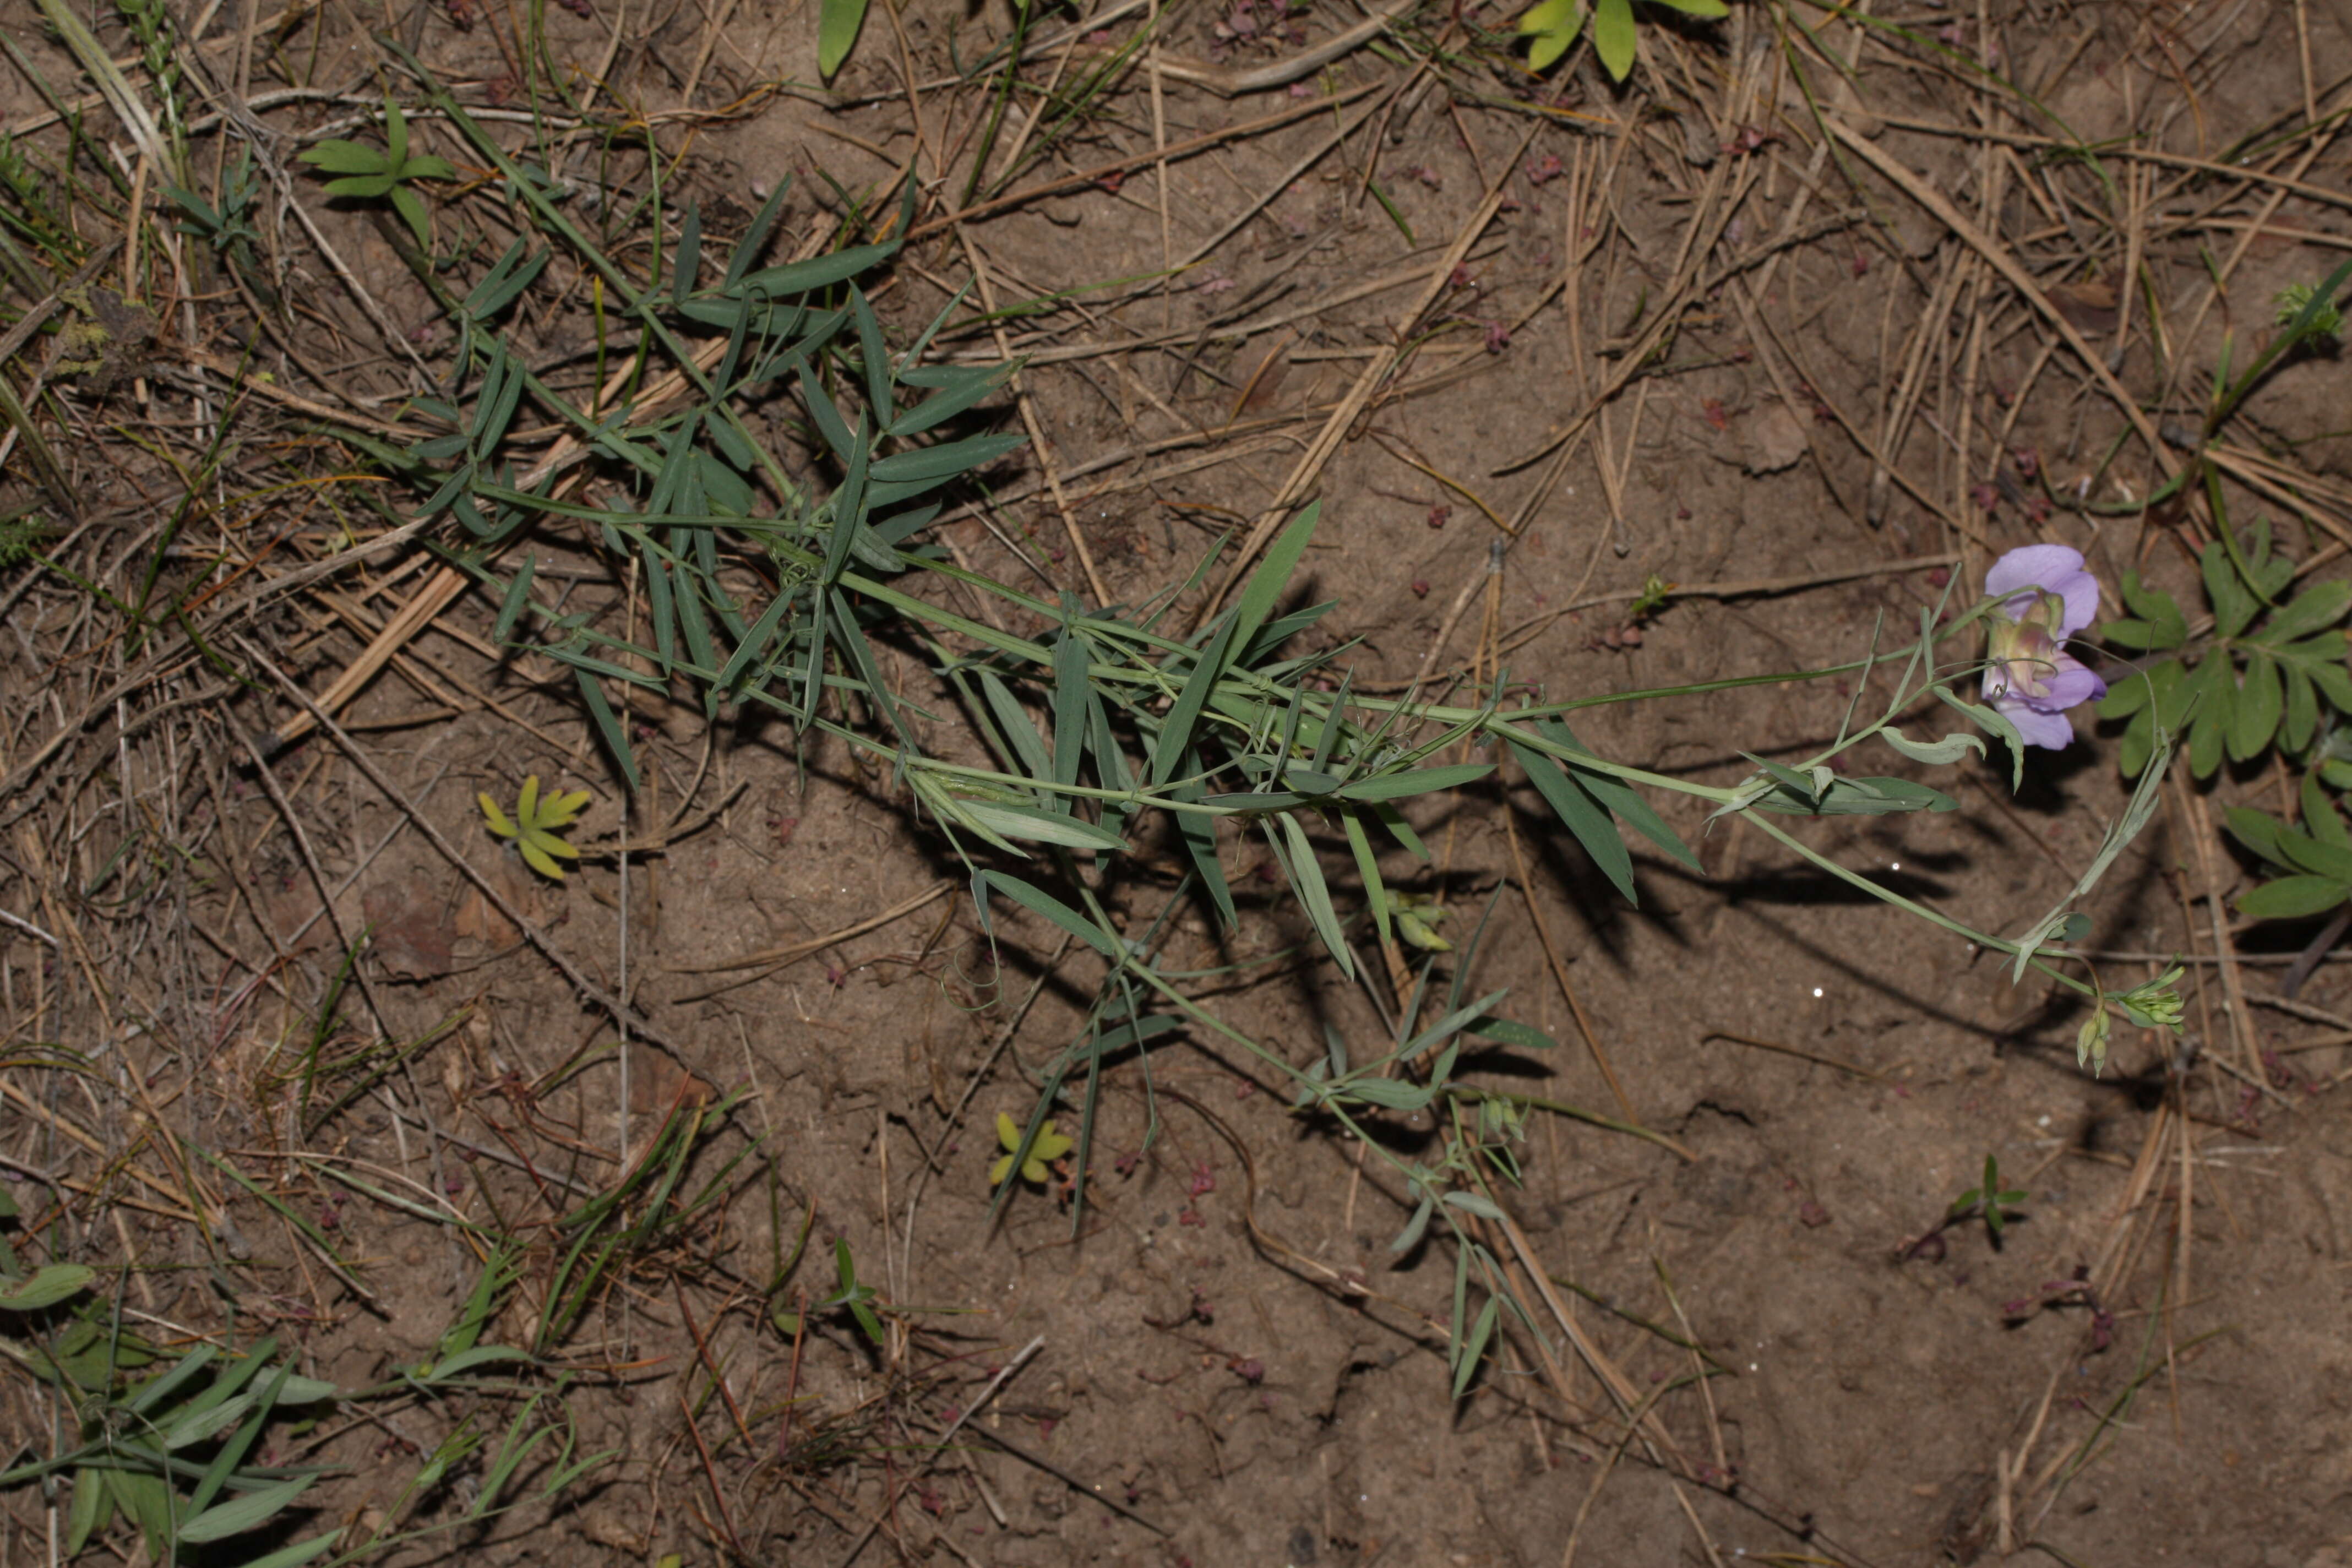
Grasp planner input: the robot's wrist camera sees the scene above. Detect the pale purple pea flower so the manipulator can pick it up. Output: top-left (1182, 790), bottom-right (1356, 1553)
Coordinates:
top-left (1982, 544), bottom-right (2106, 749)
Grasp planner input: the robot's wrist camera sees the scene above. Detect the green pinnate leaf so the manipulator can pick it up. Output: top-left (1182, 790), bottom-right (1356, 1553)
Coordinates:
top-left (2237, 874), bottom-right (2352, 919)
top-left (2306, 771), bottom-right (2349, 848)
top-left (2284, 662), bottom-right (2319, 752)
top-left (479, 776), bottom-right (590, 880)
top-left (1518, 0), bottom-right (1585, 70)
top-left (2225, 805), bottom-right (2288, 867)
top-left (2273, 824), bottom-right (2352, 883)
top-left (2228, 653), bottom-right (2283, 761)
top-left (1591, 0), bottom-right (1636, 78)
top-left (0, 1262), bottom-right (95, 1310)
top-left (2259, 580), bottom-right (2352, 644)
top-left (2204, 540), bottom-right (2257, 638)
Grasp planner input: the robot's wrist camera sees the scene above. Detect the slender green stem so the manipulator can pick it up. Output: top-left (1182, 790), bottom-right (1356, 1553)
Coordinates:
top-left (1735, 808), bottom-right (2095, 998)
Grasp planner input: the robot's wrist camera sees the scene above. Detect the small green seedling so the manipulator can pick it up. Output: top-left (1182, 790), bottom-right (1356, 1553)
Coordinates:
top-left (165, 150), bottom-right (261, 268)
top-left (297, 98), bottom-right (455, 253)
top-left (1949, 1153), bottom-right (2029, 1245)
top-left (775, 1240), bottom-right (886, 1348)
top-left (478, 775), bottom-right (590, 879)
top-left (2274, 279), bottom-right (2345, 341)
top-left (1627, 572), bottom-right (1676, 621)
top-left (990, 1112), bottom-right (1071, 1187)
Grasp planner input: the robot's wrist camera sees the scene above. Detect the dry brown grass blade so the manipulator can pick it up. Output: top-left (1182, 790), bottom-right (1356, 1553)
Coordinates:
top-left (949, 247), bottom-right (1479, 369)
top-left (666, 880), bottom-right (952, 975)
top-left (1873, 113), bottom-right (2352, 220)
top-left (1142, 0), bottom-right (1422, 96)
top-left (1823, 118), bottom-right (2175, 483)
top-left (267, 564), bottom-right (470, 750)
top-left (1702, 1029), bottom-right (1887, 1081)
top-left (1193, 126), bottom-right (1539, 626)
top-left (907, 84), bottom-right (1383, 241)
top-left (956, 236), bottom-right (1110, 603)
top-left (830, 1335), bottom-right (1044, 1568)
top-left (0, 1076), bottom-right (199, 1221)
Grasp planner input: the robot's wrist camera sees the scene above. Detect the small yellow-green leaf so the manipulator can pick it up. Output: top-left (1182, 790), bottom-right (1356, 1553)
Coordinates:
top-left (537, 788), bottom-right (593, 828)
top-left (523, 829), bottom-right (579, 862)
top-left (819, 0), bottom-right (870, 78)
top-left (1518, 0), bottom-right (1584, 70)
top-left (1396, 911), bottom-right (1453, 951)
top-left (1591, 0), bottom-right (1636, 79)
top-left (478, 792), bottom-right (516, 839)
top-left (518, 775), bottom-right (542, 825)
top-left (518, 839), bottom-right (567, 880)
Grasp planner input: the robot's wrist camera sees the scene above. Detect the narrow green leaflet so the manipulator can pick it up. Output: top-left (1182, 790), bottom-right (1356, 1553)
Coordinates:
top-left (175, 1475), bottom-right (317, 1543)
top-left (819, 0), bottom-right (869, 79)
top-left (1335, 763), bottom-right (1493, 802)
top-left (2254, 579), bottom-right (2352, 644)
top-left (2011, 725), bottom-right (2176, 982)
top-left (976, 870), bottom-right (1119, 958)
top-left (1341, 807), bottom-right (1393, 948)
top-left (1229, 502), bottom-right (1323, 665)
top-left (2238, 875), bottom-right (2349, 919)
top-left (1452, 1294), bottom-right (1500, 1398)
top-left (1533, 719), bottom-right (1700, 869)
top-left (957, 801), bottom-right (1124, 853)
top-left (2229, 652), bottom-right (2283, 761)
top-left (1590, 0), bottom-right (1636, 78)
top-left (1267, 813), bottom-right (1355, 979)
top-left (1507, 736), bottom-right (1636, 903)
